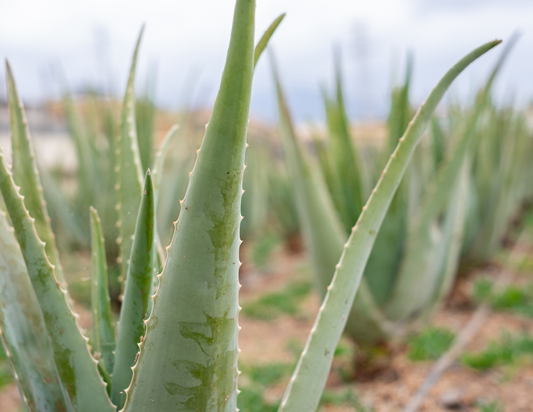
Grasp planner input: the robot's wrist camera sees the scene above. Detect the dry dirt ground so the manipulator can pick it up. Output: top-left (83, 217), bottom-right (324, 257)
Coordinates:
top-left (1, 238), bottom-right (532, 412)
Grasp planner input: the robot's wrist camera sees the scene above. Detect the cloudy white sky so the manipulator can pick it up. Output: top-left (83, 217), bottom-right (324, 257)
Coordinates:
top-left (1, 0), bottom-right (532, 122)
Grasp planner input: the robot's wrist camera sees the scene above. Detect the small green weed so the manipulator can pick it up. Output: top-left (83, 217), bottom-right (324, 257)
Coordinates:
top-left (462, 333), bottom-right (533, 371)
top-left (242, 282), bottom-right (312, 320)
top-left (476, 400), bottom-right (504, 412)
top-left (407, 327), bottom-right (455, 361)
top-left (473, 278), bottom-right (533, 318)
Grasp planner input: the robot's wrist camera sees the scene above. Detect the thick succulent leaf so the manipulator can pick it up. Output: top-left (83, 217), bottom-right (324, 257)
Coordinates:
top-left (61, 79), bottom-right (97, 210)
top-left (271, 54), bottom-right (345, 295)
top-left (320, 55), bottom-right (366, 231)
top-left (152, 125), bottom-right (179, 206)
top-left (430, 117), bottom-right (445, 168)
top-left (112, 171), bottom-right (155, 409)
top-left (360, 188), bottom-right (407, 306)
top-left (116, 29), bottom-right (146, 285)
top-left (6, 62), bottom-right (65, 285)
top-left (0, 210), bottom-right (70, 412)
top-left (421, 160), bottom-right (470, 320)
top-left (90, 208), bottom-right (116, 380)
top-left (383, 93), bottom-right (482, 322)
top-left (136, 88), bottom-right (156, 174)
top-left (152, 125), bottom-right (179, 264)
top-left (278, 40), bottom-right (501, 412)
top-left (271, 54), bottom-right (393, 343)
top-left (254, 13), bottom-right (286, 67)
top-left (0, 151), bottom-right (115, 412)
top-left (123, 1), bottom-right (255, 410)
top-left (386, 55), bottom-right (413, 157)
top-left (40, 167), bottom-right (88, 247)
top-left (333, 50), bottom-right (367, 207)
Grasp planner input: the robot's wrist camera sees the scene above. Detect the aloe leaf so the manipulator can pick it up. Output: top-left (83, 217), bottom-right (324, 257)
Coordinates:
top-left (422, 160), bottom-right (470, 320)
top-left (430, 117), bottom-right (445, 168)
top-left (136, 77), bottom-right (157, 173)
top-left (112, 171), bottom-right (155, 409)
top-left (270, 54), bottom-right (345, 294)
top-left (123, 1), bottom-right (255, 410)
top-left (271, 53), bottom-right (392, 343)
top-left (332, 49), bottom-right (367, 210)
top-left (254, 13), bottom-right (285, 67)
top-left (40, 167), bottom-right (88, 247)
top-left (6, 62), bottom-right (65, 286)
top-left (460, 33), bottom-right (519, 264)
top-left (383, 87), bottom-right (484, 322)
top-left (0, 151), bottom-right (115, 411)
top-left (278, 40), bottom-right (501, 412)
top-left (116, 28), bottom-right (146, 285)
top-left (0, 210), bottom-right (70, 412)
top-left (90, 208), bottom-right (116, 380)
top-left (386, 54), bottom-right (413, 157)
top-left (61, 77), bottom-right (98, 211)
top-left (152, 125), bottom-right (179, 206)
top-left (152, 124), bottom-right (179, 264)
top-left (384, 147), bottom-right (471, 322)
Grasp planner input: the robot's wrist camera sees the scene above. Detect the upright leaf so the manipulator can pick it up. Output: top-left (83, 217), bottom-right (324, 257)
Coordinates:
top-left (116, 29), bottom-right (146, 285)
top-left (112, 171), bottom-right (155, 409)
top-left (90, 208), bottom-right (116, 379)
top-left (123, 1), bottom-right (255, 409)
top-left (6, 62), bottom-right (65, 285)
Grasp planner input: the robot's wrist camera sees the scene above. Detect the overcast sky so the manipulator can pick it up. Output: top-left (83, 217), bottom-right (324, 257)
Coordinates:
top-left (1, 0), bottom-right (532, 122)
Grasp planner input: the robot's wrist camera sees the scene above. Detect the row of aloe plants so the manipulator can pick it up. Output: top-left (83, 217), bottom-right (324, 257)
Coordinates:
top-left (273, 35), bottom-right (533, 347)
top-left (0, 0), bottom-right (502, 410)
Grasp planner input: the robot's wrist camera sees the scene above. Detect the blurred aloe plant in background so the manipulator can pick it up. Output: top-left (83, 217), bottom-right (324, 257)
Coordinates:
top-left (273, 37), bottom-right (512, 346)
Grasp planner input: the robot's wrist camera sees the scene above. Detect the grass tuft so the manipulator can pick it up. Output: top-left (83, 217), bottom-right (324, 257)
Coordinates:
top-left (462, 333), bottom-right (533, 371)
top-left (477, 400), bottom-right (504, 412)
top-left (407, 327), bottom-right (455, 361)
top-left (473, 278), bottom-right (533, 318)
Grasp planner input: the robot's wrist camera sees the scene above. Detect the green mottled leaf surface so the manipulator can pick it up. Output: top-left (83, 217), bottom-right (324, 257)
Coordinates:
top-left (123, 1), bottom-right (255, 410)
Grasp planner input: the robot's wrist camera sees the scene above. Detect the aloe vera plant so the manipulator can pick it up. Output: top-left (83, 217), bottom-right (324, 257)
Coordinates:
top-left (0, 2), bottom-right (504, 411)
top-left (272, 38), bottom-right (502, 350)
